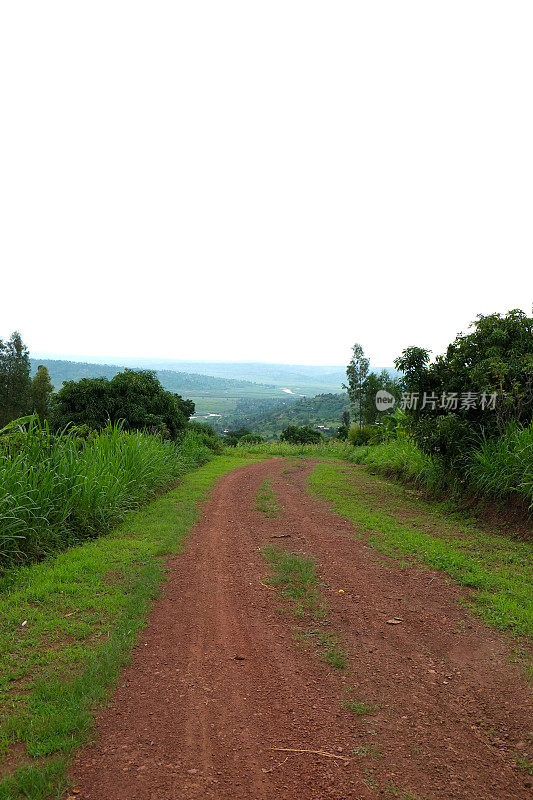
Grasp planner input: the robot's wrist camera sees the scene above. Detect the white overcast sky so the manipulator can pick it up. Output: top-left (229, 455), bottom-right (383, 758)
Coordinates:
top-left (1, 2), bottom-right (532, 368)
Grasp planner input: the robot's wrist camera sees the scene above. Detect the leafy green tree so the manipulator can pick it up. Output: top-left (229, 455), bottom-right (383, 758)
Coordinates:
top-left (344, 343), bottom-right (369, 428)
top-left (394, 347), bottom-right (431, 397)
top-left (432, 309), bottom-right (533, 430)
top-left (348, 423), bottom-right (385, 446)
top-left (31, 365), bottom-right (53, 421)
top-left (337, 424), bottom-right (349, 440)
top-left (279, 425), bottom-right (322, 444)
top-left (51, 369), bottom-right (193, 438)
top-left (361, 369), bottom-right (401, 425)
top-left (0, 331), bottom-right (31, 426)
top-left (336, 408), bottom-right (351, 439)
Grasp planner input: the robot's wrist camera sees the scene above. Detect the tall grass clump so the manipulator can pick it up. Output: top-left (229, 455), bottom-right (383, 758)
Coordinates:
top-left (468, 421), bottom-right (533, 508)
top-left (348, 423), bottom-right (533, 511)
top-left (0, 418), bottom-right (213, 568)
top-left (347, 438), bottom-right (445, 494)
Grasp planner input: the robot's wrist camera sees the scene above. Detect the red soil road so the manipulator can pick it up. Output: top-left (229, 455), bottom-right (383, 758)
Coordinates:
top-left (68, 459), bottom-right (533, 800)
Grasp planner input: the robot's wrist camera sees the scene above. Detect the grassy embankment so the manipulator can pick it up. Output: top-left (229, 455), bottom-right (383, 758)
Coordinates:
top-left (347, 421), bottom-right (533, 511)
top-left (0, 451), bottom-right (262, 799)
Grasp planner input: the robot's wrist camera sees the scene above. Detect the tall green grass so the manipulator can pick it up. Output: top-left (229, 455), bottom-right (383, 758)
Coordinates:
top-left (347, 439), bottom-right (446, 493)
top-left (0, 419), bottom-right (214, 568)
top-left (351, 425), bottom-right (533, 509)
top-left (468, 421), bottom-right (533, 507)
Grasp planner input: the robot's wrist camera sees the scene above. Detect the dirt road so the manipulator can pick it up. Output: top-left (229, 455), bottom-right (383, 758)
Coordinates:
top-left (69, 459), bottom-right (532, 799)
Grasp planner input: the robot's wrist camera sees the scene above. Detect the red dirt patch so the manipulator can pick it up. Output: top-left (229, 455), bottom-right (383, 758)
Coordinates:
top-left (68, 459), bottom-right (533, 799)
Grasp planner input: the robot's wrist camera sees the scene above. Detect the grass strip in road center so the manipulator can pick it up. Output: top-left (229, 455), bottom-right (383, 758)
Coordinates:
top-left (255, 481), bottom-right (282, 518)
top-left (261, 546), bottom-right (347, 670)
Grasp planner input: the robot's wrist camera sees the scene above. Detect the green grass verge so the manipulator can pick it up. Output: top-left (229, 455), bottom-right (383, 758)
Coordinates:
top-left (261, 546), bottom-right (347, 670)
top-left (0, 453), bottom-right (262, 799)
top-left (254, 481), bottom-right (281, 517)
top-left (308, 463), bottom-right (533, 640)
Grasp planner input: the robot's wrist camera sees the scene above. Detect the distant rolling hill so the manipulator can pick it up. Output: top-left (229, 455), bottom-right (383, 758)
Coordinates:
top-left (29, 359), bottom-right (276, 396)
top-left (111, 358), bottom-right (347, 392)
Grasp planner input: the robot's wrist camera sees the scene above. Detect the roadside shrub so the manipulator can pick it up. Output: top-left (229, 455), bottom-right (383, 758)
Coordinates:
top-left (410, 414), bottom-right (479, 470)
top-left (187, 421), bottom-right (223, 453)
top-left (238, 434), bottom-right (264, 444)
top-left (349, 426), bottom-right (533, 510)
top-left (347, 438), bottom-right (446, 494)
top-left (336, 424), bottom-right (349, 440)
top-left (280, 425), bottom-right (322, 444)
top-left (348, 424), bottom-right (385, 447)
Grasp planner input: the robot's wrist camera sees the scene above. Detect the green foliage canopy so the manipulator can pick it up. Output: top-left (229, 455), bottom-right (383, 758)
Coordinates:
top-left (394, 309), bottom-right (533, 466)
top-left (51, 369), bottom-right (194, 438)
top-left (31, 365), bottom-right (53, 420)
top-left (0, 331), bottom-right (31, 427)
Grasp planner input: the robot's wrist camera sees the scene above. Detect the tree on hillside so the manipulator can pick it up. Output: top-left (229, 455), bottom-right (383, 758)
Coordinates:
top-left (0, 331), bottom-right (31, 427)
top-left (337, 409), bottom-right (351, 440)
top-left (51, 369), bottom-right (194, 438)
top-left (31, 365), bottom-right (54, 421)
top-left (344, 343), bottom-right (369, 428)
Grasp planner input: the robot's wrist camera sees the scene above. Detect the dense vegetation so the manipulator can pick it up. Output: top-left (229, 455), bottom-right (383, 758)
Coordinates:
top-left (393, 310), bottom-right (532, 464)
top-left (233, 309), bottom-right (533, 513)
top-left (350, 421), bottom-right (533, 509)
top-left (0, 417), bottom-right (216, 569)
top-left (341, 310), bottom-right (533, 511)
